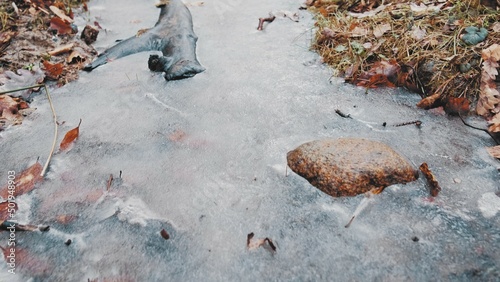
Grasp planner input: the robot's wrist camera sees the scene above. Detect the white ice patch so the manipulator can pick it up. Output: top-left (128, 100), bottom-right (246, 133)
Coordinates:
top-left (112, 196), bottom-right (169, 226)
top-left (478, 192), bottom-right (500, 218)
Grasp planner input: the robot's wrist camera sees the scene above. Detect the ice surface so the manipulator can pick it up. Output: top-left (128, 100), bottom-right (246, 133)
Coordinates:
top-left (0, 0), bottom-right (499, 280)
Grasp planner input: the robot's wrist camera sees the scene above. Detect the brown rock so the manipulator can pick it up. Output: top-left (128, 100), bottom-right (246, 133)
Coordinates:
top-left (287, 138), bottom-right (418, 197)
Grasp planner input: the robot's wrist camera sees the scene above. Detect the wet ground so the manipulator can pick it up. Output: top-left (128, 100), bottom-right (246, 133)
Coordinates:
top-left (0, 0), bottom-right (499, 280)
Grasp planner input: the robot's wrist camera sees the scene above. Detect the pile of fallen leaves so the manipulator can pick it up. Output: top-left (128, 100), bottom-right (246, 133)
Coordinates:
top-left (0, 0), bottom-right (97, 130)
top-left (1, 0), bottom-right (95, 84)
top-left (308, 0), bottom-right (500, 140)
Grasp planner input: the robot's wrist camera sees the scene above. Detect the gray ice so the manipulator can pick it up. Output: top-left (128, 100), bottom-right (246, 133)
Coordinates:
top-left (0, 0), bottom-right (498, 280)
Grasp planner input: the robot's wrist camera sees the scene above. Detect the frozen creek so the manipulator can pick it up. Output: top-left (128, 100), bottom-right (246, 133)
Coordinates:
top-left (1, 0), bottom-right (499, 280)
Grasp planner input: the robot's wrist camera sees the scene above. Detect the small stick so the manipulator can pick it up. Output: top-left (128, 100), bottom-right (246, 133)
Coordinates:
top-left (41, 84), bottom-right (58, 177)
top-left (345, 191), bottom-right (376, 228)
top-left (459, 113), bottom-right (500, 145)
top-left (257, 16), bottom-right (276, 31)
top-left (106, 174), bottom-right (113, 191)
top-left (393, 120), bottom-right (422, 127)
top-left (335, 109), bottom-right (351, 119)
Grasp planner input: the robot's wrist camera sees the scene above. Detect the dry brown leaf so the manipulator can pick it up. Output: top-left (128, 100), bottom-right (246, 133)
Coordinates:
top-left (55, 215), bottom-right (78, 224)
top-left (482, 44), bottom-right (500, 62)
top-left (42, 61), bottom-right (64, 79)
top-left (66, 50), bottom-right (84, 63)
top-left (49, 5), bottom-right (73, 23)
top-left (59, 119), bottom-right (82, 152)
top-left (488, 113), bottom-right (500, 133)
top-left (443, 97), bottom-right (470, 116)
top-left (477, 44), bottom-right (500, 116)
top-left (1, 247), bottom-right (53, 276)
top-left (0, 201), bottom-right (17, 221)
top-left (168, 129), bottom-right (187, 142)
top-left (417, 93), bottom-right (442, 109)
top-left (419, 163), bottom-right (441, 197)
top-left (49, 17), bottom-right (73, 35)
top-left (486, 146), bottom-right (500, 159)
top-left (0, 162), bottom-right (43, 199)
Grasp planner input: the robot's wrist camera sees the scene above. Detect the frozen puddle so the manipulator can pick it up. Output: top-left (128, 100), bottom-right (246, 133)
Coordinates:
top-left (0, 0), bottom-right (499, 280)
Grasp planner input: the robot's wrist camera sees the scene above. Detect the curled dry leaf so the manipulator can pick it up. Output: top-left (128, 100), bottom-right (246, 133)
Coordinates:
top-left (49, 5), bottom-right (73, 23)
top-left (0, 94), bottom-right (30, 130)
top-left (486, 146), bottom-right (500, 159)
top-left (48, 43), bottom-right (74, 56)
top-left (419, 163), bottom-right (441, 197)
top-left (247, 232), bottom-right (276, 253)
top-left (417, 93), bottom-right (442, 109)
top-left (59, 119), bottom-right (82, 152)
top-left (0, 162), bottom-right (43, 199)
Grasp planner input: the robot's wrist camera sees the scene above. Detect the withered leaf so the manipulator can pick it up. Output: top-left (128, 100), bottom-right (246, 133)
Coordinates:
top-left (417, 93), bottom-right (442, 109)
top-left (0, 162), bottom-right (43, 199)
top-left (49, 5), bottom-right (73, 23)
top-left (0, 201), bottom-right (17, 221)
top-left (488, 114), bottom-right (500, 133)
top-left (247, 232), bottom-right (276, 253)
top-left (477, 44), bottom-right (500, 116)
top-left (42, 60), bottom-right (64, 79)
top-left (55, 215), bottom-right (78, 225)
top-left (443, 97), bottom-right (470, 116)
top-left (0, 247), bottom-right (53, 276)
top-left (486, 146), bottom-right (500, 159)
top-left (373, 23), bottom-right (391, 38)
top-left (49, 17), bottom-right (73, 35)
top-left (59, 119), bottom-right (82, 152)
top-left (357, 74), bottom-right (396, 88)
top-left (419, 162), bottom-right (441, 197)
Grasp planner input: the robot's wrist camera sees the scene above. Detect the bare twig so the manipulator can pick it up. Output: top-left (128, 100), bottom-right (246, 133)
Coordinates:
top-left (257, 16), bottom-right (276, 31)
top-left (41, 84), bottom-right (58, 177)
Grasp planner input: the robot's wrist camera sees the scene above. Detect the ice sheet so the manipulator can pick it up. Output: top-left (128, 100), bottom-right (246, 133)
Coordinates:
top-left (0, 0), bottom-right (498, 280)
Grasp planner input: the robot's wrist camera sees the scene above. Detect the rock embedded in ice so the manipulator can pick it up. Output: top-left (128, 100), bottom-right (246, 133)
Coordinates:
top-left (287, 138), bottom-right (419, 197)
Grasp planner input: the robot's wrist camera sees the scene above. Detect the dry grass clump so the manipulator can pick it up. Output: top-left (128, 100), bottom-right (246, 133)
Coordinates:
top-left (309, 0), bottom-right (499, 110)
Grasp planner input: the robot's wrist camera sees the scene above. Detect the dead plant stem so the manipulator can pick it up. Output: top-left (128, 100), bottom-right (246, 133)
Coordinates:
top-left (0, 84), bottom-right (58, 177)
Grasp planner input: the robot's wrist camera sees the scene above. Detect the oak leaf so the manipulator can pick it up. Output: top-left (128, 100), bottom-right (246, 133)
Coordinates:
top-left (488, 113), bottom-right (500, 133)
top-left (477, 45), bottom-right (500, 117)
top-left (42, 61), bottom-right (64, 79)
